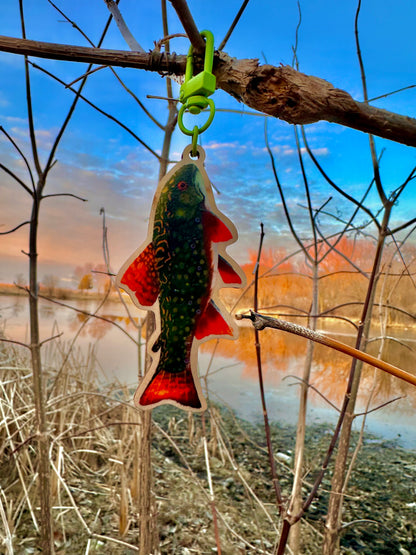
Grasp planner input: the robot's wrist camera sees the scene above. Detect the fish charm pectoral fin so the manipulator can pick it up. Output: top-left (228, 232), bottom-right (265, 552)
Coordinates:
top-left (120, 243), bottom-right (160, 307)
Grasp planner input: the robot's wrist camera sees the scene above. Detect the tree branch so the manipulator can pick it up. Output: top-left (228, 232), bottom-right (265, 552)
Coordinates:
top-left (103, 0), bottom-right (145, 52)
top-left (0, 162), bottom-right (33, 196)
top-left (218, 0), bottom-right (251, 51)
top-left (168, 0), bottom-right (205, 52)
top-left (0, 220), bottom-right (31, 235)
top-left (236, 311), bottom-right (416, 387)
top-left (41, 193), bottom-right (87, 202)
top-left (29, 61), bottom-right (161, 160)
top-left (1, 36), bottom-right (416, 146)
top-left (0, 125), bottom-right (35, 190)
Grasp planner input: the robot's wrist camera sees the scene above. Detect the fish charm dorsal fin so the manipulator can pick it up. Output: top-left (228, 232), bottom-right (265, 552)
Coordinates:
top-left (202, 210), bottom-right (234, 243)
top-left (218, 255), bottom-right (243, 285)
top-left (116, 145), bottom-right (246, 412)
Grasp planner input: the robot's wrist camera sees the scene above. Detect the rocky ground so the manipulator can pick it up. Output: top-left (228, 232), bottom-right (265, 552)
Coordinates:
top-left (2, 396), bottom-right (416, 554)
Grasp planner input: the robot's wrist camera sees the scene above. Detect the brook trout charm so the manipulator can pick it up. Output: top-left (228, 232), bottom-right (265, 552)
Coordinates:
top-left (117, 145), bottom-right (245, 412)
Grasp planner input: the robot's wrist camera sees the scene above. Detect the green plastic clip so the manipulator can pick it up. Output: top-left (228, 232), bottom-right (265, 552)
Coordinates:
top-left (179, 30), bottom-right (216, 113)
top-left (178, 31), bottom-right (216, 156)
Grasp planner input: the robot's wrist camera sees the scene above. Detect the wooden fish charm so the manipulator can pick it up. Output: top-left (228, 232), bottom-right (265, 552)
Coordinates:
top-left (117, 145), bottom-right (245, 412)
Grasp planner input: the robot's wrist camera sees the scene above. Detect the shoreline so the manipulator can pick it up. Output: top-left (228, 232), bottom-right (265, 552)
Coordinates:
top-left (0, 282), bottom-right (121, 302)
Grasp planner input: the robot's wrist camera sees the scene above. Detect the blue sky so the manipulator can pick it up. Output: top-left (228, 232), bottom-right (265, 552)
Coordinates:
top-left (1, 0), bottom-right (416, 285)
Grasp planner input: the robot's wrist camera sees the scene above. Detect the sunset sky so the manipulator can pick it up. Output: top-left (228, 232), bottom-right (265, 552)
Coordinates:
top-left (1, 0), bottom-right (416, 286)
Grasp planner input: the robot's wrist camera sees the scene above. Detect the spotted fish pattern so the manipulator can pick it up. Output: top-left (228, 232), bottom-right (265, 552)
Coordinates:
top-left (118, 159), bottom-right (244, 411)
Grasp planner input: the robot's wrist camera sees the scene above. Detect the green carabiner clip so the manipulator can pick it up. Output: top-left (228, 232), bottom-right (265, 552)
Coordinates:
top-left (178, 30), bottom-right (216, 156)
top-left (179, 30), bottom-right (216, 111)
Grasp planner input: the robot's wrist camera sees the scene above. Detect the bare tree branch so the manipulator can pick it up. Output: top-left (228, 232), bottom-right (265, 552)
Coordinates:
top-left (390, 218), bottom-right (416, 236)
top-left (42, 13), bottom-right (115, 179)
top-left (48, 1), bottom-right (165, 131)
top-left (301, 127), bottom-right (379, 226)
top-left (65, 64), bottom-right (108, 87)
top-left (168, 0), bottom-right (205, 51)
top-left (103, 0), bottom-right (145, 52)
top-left (354, 0), bottom-right (387, 206)
top-left (390, 165), bottom-right (416, 205)
top-left (0, 163), bottom-right (33, 196)
top-left (29, 61), bottom-right (161, 160)
top-left (0, 126), bottom-right (35, 190)
top-left (354, 395), bottom-right (404, 418)
top-left (218, 0), bottom-right (251, 51)
top-left (284, 374), bottom-right (341, 413)
top-left (236, 311), bottom-right (416, 387)
top-left (314, 223), bottom-right (370, 278)
top-left (0, 337), bottom-right (31, 349)
top-left (41, 193), bottom-right (87, 202)
top-left (18, 1), bottom-right (42, 179)
top-left (0, 220), bottom-right (31, 235)
top-left (294, 125), bottom-right (318, 257)
top-left (370, 84), bottom-right (416, 103)
top-left (367, 335), bottom-right (414, 351)
top-left (1, 36), bottom-right (416, 146)
top-left (265, 118), bottom-right (309, 257)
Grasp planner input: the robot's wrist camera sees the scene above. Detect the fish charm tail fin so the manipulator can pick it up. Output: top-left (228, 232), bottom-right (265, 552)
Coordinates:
top-left (135, 366), bottom-right (203, 410)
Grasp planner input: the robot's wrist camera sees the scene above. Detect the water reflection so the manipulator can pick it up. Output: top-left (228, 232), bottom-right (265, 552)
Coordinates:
top-left (1, 294), bottom-right (415, 446)
top-left (205, 321), bottom-right (416, 412)
top-left (39, 303), bottom-right (56, 319)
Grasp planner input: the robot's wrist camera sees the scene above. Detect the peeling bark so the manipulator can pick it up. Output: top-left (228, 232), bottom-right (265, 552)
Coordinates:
top-left (0, 35), bottom-right (415, 146)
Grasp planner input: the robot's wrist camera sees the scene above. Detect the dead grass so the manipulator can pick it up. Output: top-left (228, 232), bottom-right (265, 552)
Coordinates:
top-left (0, 338), bottom-right (415, 554)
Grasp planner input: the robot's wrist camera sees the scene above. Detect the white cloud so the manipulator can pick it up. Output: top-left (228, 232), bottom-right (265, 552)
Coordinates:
top-left (204, 141), bottom-right (247, 151)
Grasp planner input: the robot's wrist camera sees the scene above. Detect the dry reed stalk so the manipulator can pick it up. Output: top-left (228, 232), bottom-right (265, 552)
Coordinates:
top-left (213, 423), bottom-right (276, 527)
top-left (131, 428), bottom-right (140, 503)
top-left (0, 487), bottom-right (13, 554)
top-left (0, 376), bottom-right (39, 532)
top-left (119, 465), bottom-right (129, 536)
top-left (201, 413), bottom-right (222, 554)
top-left (1, 338), bottom-right (148, 551)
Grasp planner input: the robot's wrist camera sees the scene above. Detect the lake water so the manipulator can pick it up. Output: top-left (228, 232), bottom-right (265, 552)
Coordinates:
top-left (1, 293), bottom-right (415, 448)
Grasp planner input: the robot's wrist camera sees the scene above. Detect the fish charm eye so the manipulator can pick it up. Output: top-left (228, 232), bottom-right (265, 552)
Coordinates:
top-left (177, 181), bottom-right (188, 191)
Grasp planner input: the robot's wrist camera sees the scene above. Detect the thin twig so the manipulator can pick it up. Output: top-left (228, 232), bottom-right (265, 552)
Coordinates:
top-left (43, 6), bottom-right (116, 178)
top-left (284, 375), bottom-right (341, 413)
top-left (0, 220), bottom-right (31, 235)
top-left (48, 1), bottom-right (164, 130)
top-left (300, 127), bottom-right (379, 229)
top-left (65, 65), bottom-right (108, 87)
top-left (0, 125), bottom-right (35, 190)
top-left (41, 193), bottom-right (87, 202)
top-left (265, 119), bottom-right (308, 258)
top-left (218, 0), bottom-right (251, 51)
top-left (29, 61), bottom-right (161, 160)
top-left (0, 337), bottom-right (30, 349)
top-left (354, 0), bottom-right (387, 206)
top-left (253, 224), bottom-right (284, 513)
top-left (103, 0), bottom-right (145, 52)
top-left (0, 163), bottom-right (34, 196)
top-left (354, 395), bottom-right (404, 418)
